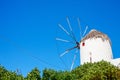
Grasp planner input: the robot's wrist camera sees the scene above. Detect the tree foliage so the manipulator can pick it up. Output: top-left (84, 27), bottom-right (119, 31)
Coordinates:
top-left (0, 61), bottom-right (120, 80)
top-left (72, 60), bottom-right (120, 80)
top-left (25, 67), bottom-right (41, 80)
top-left (0, 65), bottom-right (24, 80)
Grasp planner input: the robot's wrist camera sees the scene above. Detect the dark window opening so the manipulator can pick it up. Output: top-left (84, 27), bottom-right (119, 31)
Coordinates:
top-left (82, 42), bottom-right (85, 46)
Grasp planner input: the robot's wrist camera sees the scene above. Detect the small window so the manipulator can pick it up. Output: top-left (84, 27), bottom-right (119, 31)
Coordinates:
top-left (82, 42), bottom-right (85, 46)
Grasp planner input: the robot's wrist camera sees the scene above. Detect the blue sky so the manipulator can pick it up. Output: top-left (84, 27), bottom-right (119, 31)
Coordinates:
top-left (0, 0), bottom-right (120, 76)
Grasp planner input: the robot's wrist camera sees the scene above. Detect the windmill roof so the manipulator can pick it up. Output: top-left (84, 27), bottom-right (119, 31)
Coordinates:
top-left (81, 29), bottom-right (111, 45)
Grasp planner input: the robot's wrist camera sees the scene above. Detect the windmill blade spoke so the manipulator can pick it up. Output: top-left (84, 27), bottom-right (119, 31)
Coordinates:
top-left (70, 54), bottom-right (77, 71)
top-left (67, 46), bottom-right (77, 51)
top-left (56, 38), bottom-right (70, 43)
top-left (56, 37), bottom-right (75, 44)
top-left (66, 17), bottom-right (77, 42)
top-left (60, 46), bottom-right (77, 57)
top-left (66, 17), bottom-right (72, 31)
top-left (60, 50), bottom-right (69, 57)
top-left (58, 23), bottom-right (77, 42)
top-left (75, 49), bottom-right (79, 53)
top-left (83, 26), bottom-right (88, 37)
top-left (58, 24), bottom-right (70, 35)
top-left (77, 18), bottom-right (82, 39)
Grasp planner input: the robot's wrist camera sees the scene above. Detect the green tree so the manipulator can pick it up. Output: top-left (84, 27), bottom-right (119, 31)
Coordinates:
top-left (26, 67), bottom-right (41, 80)
top-left (72, 60), bottom-right (120, 80)
top-left (0, 65), bottom-right (24, 80)
top-left (42, 69), bottom-right (56, 80)
top-left (42, 69), bottom-right (75, 80)
top-left (1, 60), bottom-right (120, 80)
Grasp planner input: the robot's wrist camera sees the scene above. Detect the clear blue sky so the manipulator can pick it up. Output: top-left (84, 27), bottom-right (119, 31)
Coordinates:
top-left (0, 0), bottom-right (120, 76)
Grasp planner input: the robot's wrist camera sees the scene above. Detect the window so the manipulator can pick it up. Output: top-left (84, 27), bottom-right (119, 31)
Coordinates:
top-left (82, 42), bottom-right (85, 46)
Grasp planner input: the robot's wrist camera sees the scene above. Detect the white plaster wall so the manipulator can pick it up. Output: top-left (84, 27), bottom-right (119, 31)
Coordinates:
top-left (110, 58), bottom-right (120, 67)
top-left (80, 38), bottom-right (113, 64)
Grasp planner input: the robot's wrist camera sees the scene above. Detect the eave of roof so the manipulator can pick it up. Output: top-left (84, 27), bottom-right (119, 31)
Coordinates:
top-left (80, 29), bottom-right (111, 45)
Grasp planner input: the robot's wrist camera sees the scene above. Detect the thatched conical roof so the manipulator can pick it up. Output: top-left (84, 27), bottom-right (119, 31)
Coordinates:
top-left (81, 29), bottom-right (111, 45)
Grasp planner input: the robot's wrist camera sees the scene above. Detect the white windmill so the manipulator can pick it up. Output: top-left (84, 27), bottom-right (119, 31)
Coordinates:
top-left (56, 17), bottom-right (120, 70)
top-left (80, 29), bottom-right (120, 67)
top-left (80, 29), bottom-right (113, 64)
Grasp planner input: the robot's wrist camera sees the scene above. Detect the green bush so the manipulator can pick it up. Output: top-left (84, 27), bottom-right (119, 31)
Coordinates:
top-left (0, 60), bottom-right (120, 80)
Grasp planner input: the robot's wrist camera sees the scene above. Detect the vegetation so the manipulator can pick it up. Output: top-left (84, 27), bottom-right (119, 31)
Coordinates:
top-left (0, 61), bottom-right (120, 80)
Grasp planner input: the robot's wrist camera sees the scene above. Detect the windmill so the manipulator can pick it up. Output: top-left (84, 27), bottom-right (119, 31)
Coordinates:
top-left (56, 17), bottom-right (88, 70)
top-left (81, 29), bottom-right (120, 68)
top-left (56, 17), bottom-right (120, 70)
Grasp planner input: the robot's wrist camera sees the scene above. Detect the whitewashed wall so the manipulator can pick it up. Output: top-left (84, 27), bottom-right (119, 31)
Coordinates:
top-left (80, 38), bottom-right (113, 64)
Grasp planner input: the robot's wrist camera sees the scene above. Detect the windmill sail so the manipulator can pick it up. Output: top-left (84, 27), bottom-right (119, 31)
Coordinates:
top-left (66, 17), bottom-right (77, 42)
top-left (56, 37), bottom-right (75, 44)
top-left (56, 38), bottom-right (70, 43)
top-left (58, 23), bottom-right (76, 43)
top-left (58, 24), bottom-right (70, 36)
top-left (77, 18), bottom-right (82, 39)
top-left (56, 17), bottom-right (84, 71)
top-left (70, 54), bottom-right (77, 71)
top-left (82, 26), bottom-right (88, 37)
top-left (60, 46), bottom-right (77, 57)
